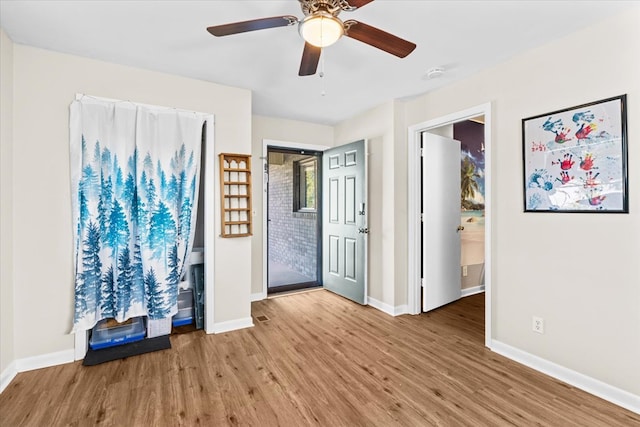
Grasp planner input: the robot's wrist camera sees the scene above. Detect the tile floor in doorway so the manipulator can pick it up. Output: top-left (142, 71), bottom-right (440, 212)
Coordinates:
top-left (268, 260), bottom-right (315, 287)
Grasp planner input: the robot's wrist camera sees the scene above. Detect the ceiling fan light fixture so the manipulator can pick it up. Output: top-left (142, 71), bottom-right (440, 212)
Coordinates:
top-left (299, 12), bottom-right (344, 47)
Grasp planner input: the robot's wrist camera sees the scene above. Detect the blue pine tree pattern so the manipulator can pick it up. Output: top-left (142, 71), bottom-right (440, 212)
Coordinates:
top-left (165, 244), bottom-right (180, 304)
top-left (74, 270), bottom-right (87, 320)
top-left (97, 175), bottom-right (113, 237)
top-left (108, 199), bottom-right (130, 258)
top-left (149, 201), bottom-right (177, 263)
top-left (166, 174), bottom-right (179, 205)
top-left (139, 170), bottom-right (148, 201)
top-left (146, 177), bottom-right (157, 214)
top-left (80, 221), bottom-right (102, 318)
top-left (122, 173), bottom-right (136, 211)
top-left (144, 267), bottom-right (170, 319)
top-left (115, 246), bottom-right (133, 317)
top-left (101, 148), bottom-right (112, 175)
top-left (81, 165), bottom-right (100, 199)
top-left (100, 266), bottom-right (115, 317)
top-left (130, 237), bottom-right (145, 305)
top-left (143, 153), bottom-right (154, 175)
top-left (158, 161), bottom-right (167, 200)
top-left (71, 109), bottom-right (202, 331)
top-left (78, 189), bottom-right (89, 229)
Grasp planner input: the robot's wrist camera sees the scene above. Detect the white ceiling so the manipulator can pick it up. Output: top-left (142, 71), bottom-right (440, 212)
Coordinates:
top-left (0, 1), bottom-right (633, 125)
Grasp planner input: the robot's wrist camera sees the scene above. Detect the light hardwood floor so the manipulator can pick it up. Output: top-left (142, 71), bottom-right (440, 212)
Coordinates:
top-left (1, 290), bottom-right (638, 426)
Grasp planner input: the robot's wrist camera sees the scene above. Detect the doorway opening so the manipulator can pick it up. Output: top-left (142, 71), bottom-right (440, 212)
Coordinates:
top-left (266, 147), bottom-right (322, 294)
top-left (408, 103), bottom-right (492, 348)
top-left (420, 118), bottom-right (486, 307)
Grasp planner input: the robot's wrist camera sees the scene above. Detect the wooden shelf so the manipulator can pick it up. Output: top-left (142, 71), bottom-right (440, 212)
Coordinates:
top-left (219, 153), bottom-right (252, 238)
top-left (223, 168), bottom-right (251, 172)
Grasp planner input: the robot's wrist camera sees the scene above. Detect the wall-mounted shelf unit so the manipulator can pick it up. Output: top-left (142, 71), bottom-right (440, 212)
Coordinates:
top-left (219, 153), bottom-right (252, 237)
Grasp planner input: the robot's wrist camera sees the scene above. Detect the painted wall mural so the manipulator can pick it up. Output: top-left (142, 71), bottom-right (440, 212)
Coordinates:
top-left (454, 120), bottom-right (485, 278)
top-left (455, 121), bottom-right (485, 211)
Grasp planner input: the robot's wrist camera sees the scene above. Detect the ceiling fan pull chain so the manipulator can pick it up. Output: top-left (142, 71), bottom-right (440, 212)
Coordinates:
top-left (319, 49), bottom-right (326, 96)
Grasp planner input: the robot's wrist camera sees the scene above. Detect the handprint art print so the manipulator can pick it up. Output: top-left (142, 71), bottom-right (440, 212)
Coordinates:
top-left (522, 95), bottom-right (628, 213)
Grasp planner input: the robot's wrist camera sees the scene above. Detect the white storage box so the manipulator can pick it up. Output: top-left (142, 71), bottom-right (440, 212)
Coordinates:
top-left (147, 317), bottom-right (172, 338)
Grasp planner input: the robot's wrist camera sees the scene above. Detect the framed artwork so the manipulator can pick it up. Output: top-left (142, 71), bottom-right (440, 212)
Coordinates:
top-left (522, 95), bottom-right (628, 213)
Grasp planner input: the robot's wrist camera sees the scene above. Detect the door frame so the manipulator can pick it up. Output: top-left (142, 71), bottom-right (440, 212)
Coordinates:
top-left (260, 139), bottom-right (330, 300)
top-left (407, 103), bottom-right (493, 348)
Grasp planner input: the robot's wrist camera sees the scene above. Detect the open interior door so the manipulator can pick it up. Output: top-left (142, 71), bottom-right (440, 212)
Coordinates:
top-left (322, 140), bottom-right (367, 304)
top-left (422, 132), bottom-right (462, 311)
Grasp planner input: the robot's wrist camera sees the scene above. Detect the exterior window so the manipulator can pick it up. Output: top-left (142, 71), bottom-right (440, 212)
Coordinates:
top-left (294, 158), bottom-right (317, 212)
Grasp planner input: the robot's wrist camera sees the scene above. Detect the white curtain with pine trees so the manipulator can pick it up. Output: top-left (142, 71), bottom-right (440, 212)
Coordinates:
top-left (70, 97), bottom-right (205, 332)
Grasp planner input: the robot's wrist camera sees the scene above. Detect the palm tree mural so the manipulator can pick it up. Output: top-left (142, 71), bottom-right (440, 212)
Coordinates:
top-left (461, 157), bottom-right (481, 209)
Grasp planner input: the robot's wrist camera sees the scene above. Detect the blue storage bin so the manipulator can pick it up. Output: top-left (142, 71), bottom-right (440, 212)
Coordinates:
top-left (172, 289), bottom-right (195, 327)
top-left (89, 316), bottom-right (146, 350)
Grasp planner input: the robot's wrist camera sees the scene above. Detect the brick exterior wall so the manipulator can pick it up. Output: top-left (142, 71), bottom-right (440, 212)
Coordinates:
top-left (268, 153), bottom-right (318, 280)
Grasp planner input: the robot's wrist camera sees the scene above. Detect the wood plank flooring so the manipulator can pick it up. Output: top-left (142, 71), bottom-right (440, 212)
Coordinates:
top-left (1, 290), bottom-right (638, 426)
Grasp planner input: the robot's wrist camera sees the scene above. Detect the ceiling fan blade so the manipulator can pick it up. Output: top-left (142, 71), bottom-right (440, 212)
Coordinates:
top-left (207, 15), bottom-right (297, 37)
top-left (345, 0), bottom-right (375, 9)
top-left (344, 20), bottom-right (416, 58)
top-left (299, 43), bottom-right (322, 76)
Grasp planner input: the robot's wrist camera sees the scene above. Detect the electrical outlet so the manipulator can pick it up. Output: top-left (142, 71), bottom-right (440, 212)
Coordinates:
top-left (462, 265), bottom-right (468, 277)
top-left (532, 316), bottom-right (544, 334)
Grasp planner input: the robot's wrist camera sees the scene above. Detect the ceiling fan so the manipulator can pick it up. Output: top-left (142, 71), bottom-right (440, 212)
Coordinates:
top-left (206, 0), bottom-right (417, 76)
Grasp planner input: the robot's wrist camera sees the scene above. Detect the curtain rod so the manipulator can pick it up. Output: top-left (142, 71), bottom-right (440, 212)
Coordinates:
top-left (74, 93), bottom-right (212, 119)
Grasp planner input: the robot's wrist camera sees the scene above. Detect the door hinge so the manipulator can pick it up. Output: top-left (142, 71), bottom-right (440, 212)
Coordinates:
top-left (420, 147), bottom-right (425, 157)
top-left (420, 213), bottom-right (424, 222)
top-left (421, 278), bottom-right (425, 288)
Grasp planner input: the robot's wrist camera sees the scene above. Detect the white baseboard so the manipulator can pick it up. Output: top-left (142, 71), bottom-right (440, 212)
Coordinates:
top-left (461, 285), bottom-right (485, 298)
top-left (394, 304), bottom-right (409, 316)
top-left (0, 361), bottom-right (17, 394)
top-left (491, 340), bottom-right (640, 415)
top-left (213, 317), bottom-right (254, 334)
top-left (15, 349), bottom-right (75, 373)
top-left (74, 330), bottom-right (88, 361)
top-left (368, 297), bottom-right (409, 317)
top-left (1, 349), bottom-right (76, 394)
top-left (251, 292), bottom-right (266, 302)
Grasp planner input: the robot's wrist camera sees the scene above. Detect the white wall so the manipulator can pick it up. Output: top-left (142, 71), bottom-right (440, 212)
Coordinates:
top-left (392, 101), bottom-right (409, 308)
top-left (0, 29), bottom-right (15, 375)
top-left (404, 8), bottom-right (640, 395)
top-left (250, 115), bottom-right (334, 296)
top-left (9, 44), bottom-right (253, 360)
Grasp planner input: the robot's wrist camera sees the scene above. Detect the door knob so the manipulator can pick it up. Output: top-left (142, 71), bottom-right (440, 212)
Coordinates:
top-left (358, 227), bottom-right (369, 234)
top-left (457, 225), bottom-right (464, 232)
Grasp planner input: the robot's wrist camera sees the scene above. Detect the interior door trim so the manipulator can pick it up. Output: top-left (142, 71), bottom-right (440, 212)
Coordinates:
top-left (406, 102), bottom-right (493, 348)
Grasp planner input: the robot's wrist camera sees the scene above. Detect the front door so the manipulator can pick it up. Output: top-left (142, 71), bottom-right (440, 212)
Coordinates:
top-left (322, 140), bottom-right (367, 304)
top-left (266, 148), bottom-right (322, 294)
top-left (422, 133), bottom-right (462, 311)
